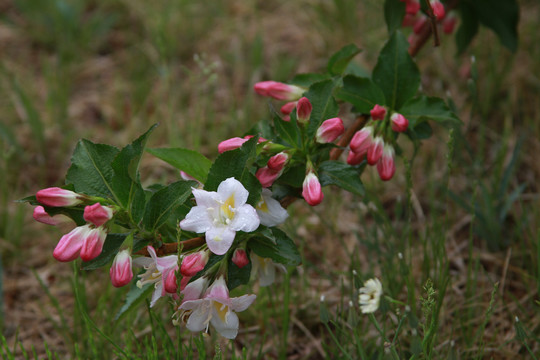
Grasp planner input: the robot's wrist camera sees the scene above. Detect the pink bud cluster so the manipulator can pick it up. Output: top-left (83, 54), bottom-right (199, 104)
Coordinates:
top-left (218, 135), bottom-right (268, 154)
top-left (254, 81), bottom-right (307, 121)
top-left (400, 0), bottom-right (456, 45)
top-left (256, 152), bottom-right (289, 188)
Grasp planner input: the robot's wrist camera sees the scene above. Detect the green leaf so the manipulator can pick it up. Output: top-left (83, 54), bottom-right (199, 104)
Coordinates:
top-left (142, 180), bottom-right (197, 231)
top-left (115, 282), bottom-right (154, 321)
top-left (305, 80), bottom-right (340, 138)
top-left (471, 0), bottom-right (519, 52)
top-left (273, 113), bottom-right (301, 148)
top-left (327, 44), bottom-right (362, 76)
top-left (409, 121), bottom-right (433, 140)
top-left (290, 73), bottom-right (331, 88)
top-left (248, 228), bottom-right (301, 266)
top-left (456, 2), bottom-right (479, 54)
top-left (204, 137), bottom-right (262, 206)
top-left (146, 147), bottom-right (212, 183)
top-left (227, 255), bottom-right (252, 290)
top-left (66, 139), bottom-right (120, 200)
top-left (384, 0), bottom-right (406, 34)
top-left (335, 75), bottom-right (386, 114)
top-left (278, 164), bottom-right (306, 188)
top-left (82, 233), bottom-right (127, 270)
top-left (372, 31), bottom-right (420, 110)
top-left (399, 96), bottom-right (461, 128)
top-left (318, 160), bottom-right (365, 197)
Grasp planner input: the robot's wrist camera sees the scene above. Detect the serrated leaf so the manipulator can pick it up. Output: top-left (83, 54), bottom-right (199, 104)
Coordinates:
top-left (115, 282), bottom-right (153, 321)
top-left (66, 140), bottom-right (120, 201)
top-left (305, 80), bottom-right (340, 138)
top-left (290, 73), bottom-right (331, 88)
top-left (384, 0), bottom-right (406, 34)
top-left (273, 113), bottom-right (301, 148)
top-left (142, 180), bottom-right (197, 231)
top-left (372, 31), bottom-right (420, 110)
top-left (335, 75), bottom-right (386, 114)
top-left (318, 160), bottom-right (365, 197)
top-left (248, 228), bottom-right (301, 266)
top-left (327, 44), bottom-right (361, 76)
top-left (399, 96), bottom-right (461, 128)
top-left (82, 233), bottom-right (127, 270)
top-left (146, 148), bottom-right (212, 183)
top-left (204, 137), bottom-right (262, 206)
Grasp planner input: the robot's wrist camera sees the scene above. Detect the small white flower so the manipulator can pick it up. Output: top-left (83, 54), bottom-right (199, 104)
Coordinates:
top-left (180, 178), bottom-right (260, 255)
top-left (358, 278), bottom-right (382, 314)
top-left (250, 253), bottom-right (285, 286)
top-left (256, 189), bottom-right (288, 227)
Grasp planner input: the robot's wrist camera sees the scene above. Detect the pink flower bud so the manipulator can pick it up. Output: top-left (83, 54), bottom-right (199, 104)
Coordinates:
top-left (33, 206), bottom-right (72, 226)
top-left (367, 137), bottom-right (384, 166)
top-left (390, 113), bottom-right (409, 132)
top-left (302, 172), bottom-right (324, 206)
top-left (377, 145), bottom-right (396, 181)
top-left (79, 226), bottom-right (107, 262)
top-left (232, 249), bottom-right (249, 268)
top-left (413, 15), bottom-right (428, 34)
top-left (180, 275), bottom-right (192, 291)
top-left (280, 101), bottom-right (297, 115)
top-left (218, 137), bottom-right (249, 153)
top-left (253, 81), bottom-right (304, 101)
top-left (316, 118), bottom-right (344, 143)
top-left (180, 251), bottom-right (209, 277)
top-left (255, 166), bottom-right (281, 188)
top-left (349, 126), bottom-right (374, 155)
top-left (430, 0), bottom-right (445, 20)
top-left (36, 187), bottom-right (83, 207)
top-left (164, 268), bottom-right (178, 294)
top-left (347, 150), bottom-right (365, 166)
top-left (267, 152), bottom-right (289, 171)
top-left (296, 97), bottom-right (313, 124)
top-left (53, 225), bottom-right (89, 262)
top-left (402, 13), bottom-right (417, 27)
top-left (442, 13), bottom-right (457, 34)
top-left (406, 0), bottom-right (420, 15)
top-left (370, 104), bottom-right (387, 121)
top-left (84, 203), bottom-right (113, 227)
top-left (110, 250), bottom-right (133, 287)
top-left (180, 171), bottom-right (197, 181)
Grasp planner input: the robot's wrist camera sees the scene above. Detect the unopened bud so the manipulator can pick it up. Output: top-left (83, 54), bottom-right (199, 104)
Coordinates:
top-left (316, 118), bottom-right (344, 143)
top-left (370, 104), bottom-right (387, 120)
top-left (232, 249), bottom-right (249, 268)
top-left (390, 113), bottom-right (409, 132)
top-left (296, 97), bottom-right (313, 124)
top-left (33, 206), bottom-right (72, 226)
top-left (302, 171), bottom-right (324, 206)
top-left (84, 203), bottom-right (113, 227)
top-left (36, 187), bottom-right (83, 207)
top-left (254, 81), bottom-right (304, 101)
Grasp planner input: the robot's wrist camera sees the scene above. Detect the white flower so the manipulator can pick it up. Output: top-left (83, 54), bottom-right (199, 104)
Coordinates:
top-left (179, 276), bottom-right (256, 339)
top-left (250, 253), bottom-right (285, 287)
top-left (180, 178), bottom-right (260, 255)
top-left (256, 189), bottom-right (289, 227)
top-left (132, 246), bottom-right (179, 307)
top-left (358, 278), bottom-right (383, 314)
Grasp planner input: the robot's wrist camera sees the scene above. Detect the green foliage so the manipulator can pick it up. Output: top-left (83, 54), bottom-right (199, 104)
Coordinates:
top-left (318, 161), bottom-right (365, 197)
top-left (115, 282), bottom-right (154, 322)
top-left (249, 228), bottom-right (301, 266)
top-left (335, 75), bottom-right (386, 114)
top-left (327, 44), bottom-right (362, 76)
top-left (384, 0), bottom-right (406, 34)
top-left (146, 148), bottom-right (212, 183)
top-left (305, 80), bottom-right (340, 138)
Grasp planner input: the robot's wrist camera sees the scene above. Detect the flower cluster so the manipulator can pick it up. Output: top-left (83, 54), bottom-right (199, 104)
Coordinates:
top-left (400, 0), bottom-right (457, 45)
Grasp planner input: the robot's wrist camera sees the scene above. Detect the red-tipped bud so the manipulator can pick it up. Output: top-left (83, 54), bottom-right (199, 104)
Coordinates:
top-left (84, 203), bottom-right (113, 227)
top-left (36, 187), bottom-right (83, 207)
top-left (370, 104), bottom-right (387, 120)
top-left (367, 137), bottom-right (384, 166)
top-left (218, 137), bottom-right (249, 153)
top-left (255, 166), bottom-right (281, 188)
top-left (406, 0), bottom-right (420, 15)
top-left (402, 13), bottom-right (417, 27)
top-left (377, 145), bottom-right (396, 181)
top-left (280, 101), bottom-right (297, 115)
top-left (302, 172), bottom-right (324, 206)
top-left (254, 81), bottom-right (304, 101)
top-left (267, 152), bottom-right (289, 171)
top-left (350, 126), bottom-right (374, 155)
top-left (79, 226), bottom-right (107, 262)
top-left (390, 113), bottom-right (409, 132)
top-left (110, 250), bottom-right (133, 287)
top-left (296, 97), bottom-right (313, 124)
top-left (442, 13), bottom-right (457, 34)
top-left (430, 0), bottom-right (445, 20)
top-left (53, 225), bottom-right (88, 262)
top-left (232, 249), bottom-right (249, 268)
top-left (164, 268), bottom-right (178, 294)
top-left (180, 251), bottom-right (209, 277)
top-left (413, 15), bottom-right (428, 34)
top-left (33, 206), bottom-right (72, 226)
top-left (316, 117), bottom-right (344, 143)
top-left (347, 150), bottom-right (365, 166)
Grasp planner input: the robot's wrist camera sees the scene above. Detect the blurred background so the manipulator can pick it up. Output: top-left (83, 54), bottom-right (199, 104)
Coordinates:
top-left (0, 0), bottom-right (539, 358)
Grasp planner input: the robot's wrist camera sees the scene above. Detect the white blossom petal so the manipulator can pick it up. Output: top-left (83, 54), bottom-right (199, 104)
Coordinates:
top-left (180, 206), bottom-right (212, 233)
top-left (217, 178), bottom-right (249, 208)
top-left (211, 308), bottom-right (239, 339)
top-left (230, 294), bottom-right (257, 312)
top-left (206, 227), bottom-right (236, 255)
top-left (230, 205), bottom-right (260, 232)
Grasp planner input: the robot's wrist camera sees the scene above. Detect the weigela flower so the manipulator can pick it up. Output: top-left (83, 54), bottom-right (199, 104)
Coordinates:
top-left (179, 276), bottom-right (256, 339)
top-left (83, 203), bottom-right (114, 227)
top-left (405, 0), bottom-right (420, 15)
top-left (254, 81), bottom-right (304, 101)
top-left (256, 189), bottom-right (289, 227)
top-left (133, 246), bottom-right (179, 307)
top-left (358, 277), bottom-right (383, 314)
top-left (370, 104), bottom-right (387, 120)
top-left (110, 250), bottom-right (133, 288)
top-left (36, 187), bottom-right (83, 207)
top-left (218, 136), bottom-right (267, 153)
top-left (33, 206), bottom-right (72, 226)
top-left (232, 249), bottom-right (249, 268)
top-left (180, 250), bottom-right (209, 277)
top-left (413, 15), bottom-right (428, 34)
top-left (390, 113), bottom-right (409, 132)
top-left (350, 126), bottom-right (374, 156)
top-left (180, 178), bottom-right (260, 255)
top-left (346, 149), bottom-right (365, 166)
top-left (250, 253), bottom-right (285, 286)
top-left (377, 144), bottom-right (396, 181)
top-left (316, 117), bottom-right (344, 143)
top-left (255, 166), bottom-right (282, 188)
top-left (442, 12), bottom-right (457, 34)
top-left (266, 152), bottom-right (289, 172)
top-left (296, 97), bottom-right (313, 124)
top-left (302, 171), bottom-right (324, 206)
top-left (430, 0), bottom-right (445, 20)
top-left (367, 136), bottom-right (384, 166)
top-left (53, 224), bottom-right (107, 262)
top-left (280, 101), bottom-right (297, 116)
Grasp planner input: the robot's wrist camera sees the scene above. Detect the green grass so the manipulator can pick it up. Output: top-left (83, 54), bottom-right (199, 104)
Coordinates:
top-left (1, 0), bottom-right (539, 358)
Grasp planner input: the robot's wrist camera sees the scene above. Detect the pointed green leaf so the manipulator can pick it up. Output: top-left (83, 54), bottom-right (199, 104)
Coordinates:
top-left (290, 73), bottom-right (332, 87)
top-left (318, 160), bottom-right (365, 197)
top-left (335, 75), bottom-right (386, 114)
top-left (146, 148), bottom-right (212, 183)
top-left (82, 234), bottom-right (127, 270)
top-left (327, 44), bottom-right (362, 76)
top-left (399, 96), bottom-right (461, 128)
top-left (248, 228), bottom-right (301, 266)
top-left (274, 113), bottom-right (301, 148)
top-left (115, 282), bottom-right (154, 321)
top-left (384, 0), bottom-right (406, 34)
top-left (305, 80), bottom-right (340, 138)
top-left (372, 31), bottom-right (420, 110)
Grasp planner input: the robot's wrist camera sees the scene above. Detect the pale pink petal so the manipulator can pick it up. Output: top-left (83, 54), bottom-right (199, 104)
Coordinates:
top-left (210, 309), bottom-right (239, 339)
top-left (205, 227), bottom-right (236, 255)
top-left (230, 294), bottom-right (257, 312)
